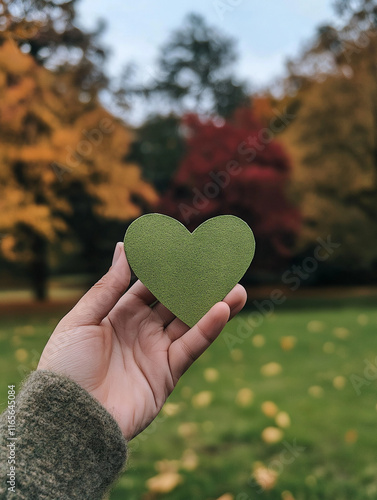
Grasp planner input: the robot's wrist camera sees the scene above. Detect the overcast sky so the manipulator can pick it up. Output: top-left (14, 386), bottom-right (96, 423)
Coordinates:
top-left (76, 0), bottom-right (337, 121)
top-left (77, 0), bottom-right (337, 84)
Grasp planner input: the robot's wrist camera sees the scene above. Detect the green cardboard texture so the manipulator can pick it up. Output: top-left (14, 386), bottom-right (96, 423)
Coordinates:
top-left (124, 214), bottom-right (256, 327)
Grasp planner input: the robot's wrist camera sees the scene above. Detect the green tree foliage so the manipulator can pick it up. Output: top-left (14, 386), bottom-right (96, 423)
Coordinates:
top-left (126, 115), bottom-right (186, 194)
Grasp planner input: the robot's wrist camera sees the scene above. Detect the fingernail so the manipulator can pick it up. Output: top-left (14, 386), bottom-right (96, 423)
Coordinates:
top-left (112, 243), bottom-right (123, 266)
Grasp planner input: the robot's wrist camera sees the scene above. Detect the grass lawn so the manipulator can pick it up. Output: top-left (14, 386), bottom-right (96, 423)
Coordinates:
top-left (0, 299), bottom-right (376, 499)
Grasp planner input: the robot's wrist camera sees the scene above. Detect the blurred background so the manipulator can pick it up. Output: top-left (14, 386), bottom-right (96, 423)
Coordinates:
top-left (1, 0), bottom-right (377, 498)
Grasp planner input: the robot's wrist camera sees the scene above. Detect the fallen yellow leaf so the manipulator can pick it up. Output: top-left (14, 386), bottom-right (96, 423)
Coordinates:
top-left (180, 448), bottom-right (199, 471)
top-left (236, 388), bottom-right (254, 407)
top-left (204, 367), bottom-right (219, 382)
top-left (280, 336), bottom-right (297, 351)
top-left (14, 348), bottom-right (28, 363)
top-left (253, 462), bottom-right (278, 490)
top-left (261, 426), bottom-right (284, 444)
top-left (178, 422), bottom-right (198, 439)
top-left (261, 401), bottom-right (278, 418)
top-left (146, 472), bottom-right (183, 493)
top-left (333, 376), bottom-right (346, 390)
top-left (275, 411), bottom-right (291, 428)
top-left (162, 403), bottom-right (181, 417)
top-left (261, 362), bottom-right (282, 377)
top-left (252, 334), bottom-right (265, 347)
top-left (192, 391), bottom-right (213, 408)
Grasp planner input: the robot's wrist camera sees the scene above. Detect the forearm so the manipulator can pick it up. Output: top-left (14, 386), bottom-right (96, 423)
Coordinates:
top-left (0, 371), bottom-right (127, 499)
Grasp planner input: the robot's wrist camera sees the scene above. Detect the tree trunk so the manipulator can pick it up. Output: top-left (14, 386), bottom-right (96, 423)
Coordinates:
top-left (30, 234), bottom-right (49, 301)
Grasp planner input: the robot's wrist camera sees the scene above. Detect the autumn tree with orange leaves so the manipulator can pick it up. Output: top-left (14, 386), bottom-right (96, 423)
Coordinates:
top-left (0, 2), bottom-right (157, 299)
top-left (277, 0), bottom-right (377, 281)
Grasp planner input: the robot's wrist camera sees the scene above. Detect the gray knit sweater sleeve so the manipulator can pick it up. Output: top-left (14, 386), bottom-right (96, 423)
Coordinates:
top-left (0, 370), bottom-right (127, 499)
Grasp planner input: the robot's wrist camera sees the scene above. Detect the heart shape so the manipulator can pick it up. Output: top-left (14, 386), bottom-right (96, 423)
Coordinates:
top-left (124, 214), bottom-right (255, 327)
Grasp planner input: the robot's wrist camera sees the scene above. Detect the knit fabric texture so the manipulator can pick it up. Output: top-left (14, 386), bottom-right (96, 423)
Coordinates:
top-left (0, 370), bottom-right (127, 499)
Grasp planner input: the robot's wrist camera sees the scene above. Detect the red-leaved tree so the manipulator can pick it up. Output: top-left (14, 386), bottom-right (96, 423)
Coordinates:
top-left (158, 109), bottom-right (300, 276)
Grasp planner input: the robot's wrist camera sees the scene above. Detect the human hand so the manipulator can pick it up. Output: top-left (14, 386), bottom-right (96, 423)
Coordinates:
top-left (38, 243), bottom-right (247, 440)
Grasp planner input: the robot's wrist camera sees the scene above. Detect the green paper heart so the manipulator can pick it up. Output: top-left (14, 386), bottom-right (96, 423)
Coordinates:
top-left (124, 214), bottom-right (255, 327)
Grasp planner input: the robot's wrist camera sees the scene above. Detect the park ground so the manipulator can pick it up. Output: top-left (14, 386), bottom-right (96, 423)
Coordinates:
top-left (0, 289), bottom-right (377, 500)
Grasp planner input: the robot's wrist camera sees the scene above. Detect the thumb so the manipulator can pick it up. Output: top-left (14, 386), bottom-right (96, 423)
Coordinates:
top-left (66, 242), bottom-right (131, 326)
top-left (167, 301), bottom-right (230, 384)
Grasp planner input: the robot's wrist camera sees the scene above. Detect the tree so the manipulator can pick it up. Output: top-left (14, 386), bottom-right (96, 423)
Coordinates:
top-left (158, 109), bottom-right (300, 276)
top-left (334, 0), bottom-right (377, 23)
top-left (283, 0), bottom-right (377, 93)
top-left (0, 39), bottom-right (157, 299)
top-left (119, 13), bottom-right (250, 193)
top-left (278, 0), bottom-right (377, 280)
top-left (0, 0), bottom-right (107, 94)
top-left (117, 13), bottom-right (249, 119)
top-left (126, 115), bottom-right (186, 194)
